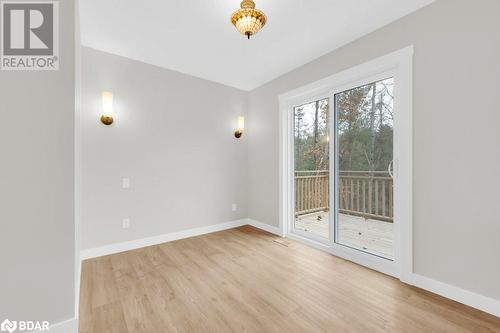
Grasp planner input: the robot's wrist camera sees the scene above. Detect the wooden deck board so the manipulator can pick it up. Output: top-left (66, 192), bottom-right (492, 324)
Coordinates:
top-left (295, 212), bottom-right (394, 259)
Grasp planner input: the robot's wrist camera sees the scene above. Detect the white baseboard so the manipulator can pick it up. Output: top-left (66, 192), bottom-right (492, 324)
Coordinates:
top-left (408, 273), bottom-right (500, 318)
top-left (30, 318), bottom-right (78, 333)
top-left (80, 219), bottom-right (248, 260)
top-left (247, 219), bottom-right (282, 236)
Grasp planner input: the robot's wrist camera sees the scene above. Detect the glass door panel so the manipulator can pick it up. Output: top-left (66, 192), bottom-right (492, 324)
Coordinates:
top-left (334, 78), bottom-right (395, 260)
top-left (293, 98), bottom-right (330, 241)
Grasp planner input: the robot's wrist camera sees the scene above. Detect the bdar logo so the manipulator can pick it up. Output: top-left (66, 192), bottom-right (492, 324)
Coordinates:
top-left (0, 1), bottom-right (59, 70)
top-left (0, 319), bottom-right (49, 332)
top-left (0, 319), bottom-right (17, 333)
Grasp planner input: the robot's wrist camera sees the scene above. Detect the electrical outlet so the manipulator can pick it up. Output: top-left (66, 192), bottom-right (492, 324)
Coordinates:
top-left (122, 178), bottom-right (130, 189)
top-left (122, 218), bottom-right (130, 229)
top-left (232, 203), bottom-right (237, 212)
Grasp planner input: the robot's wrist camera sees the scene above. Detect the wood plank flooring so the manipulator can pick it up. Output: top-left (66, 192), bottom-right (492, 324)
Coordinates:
top-left (79, 226), bottom-right (500, 333)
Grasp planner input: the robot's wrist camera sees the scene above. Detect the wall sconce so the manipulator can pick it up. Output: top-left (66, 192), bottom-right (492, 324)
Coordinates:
top-left (235, 116), bottom-right (244, 138)
top-left (100, 91), bottom-right (114, 125)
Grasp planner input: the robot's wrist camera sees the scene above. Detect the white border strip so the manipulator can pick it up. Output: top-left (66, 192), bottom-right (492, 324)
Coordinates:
top-left (80, 219), bottom-right (248, 260)
top-left (408, 274), bottom-right (500, 318)
top-left (247, 219), bottom-right (282, 236)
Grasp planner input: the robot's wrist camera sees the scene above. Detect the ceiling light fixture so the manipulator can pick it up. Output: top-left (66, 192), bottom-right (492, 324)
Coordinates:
top-left (231, 0), bottom-right (267, 39)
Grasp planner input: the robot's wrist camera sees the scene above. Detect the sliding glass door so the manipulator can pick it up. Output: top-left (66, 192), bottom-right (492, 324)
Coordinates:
top-left (291, 77), bottom-right (396, 262)
top-left (333, 78), bottom-right (395, 261)
top-left (284, 48), bottom-right (413, 277)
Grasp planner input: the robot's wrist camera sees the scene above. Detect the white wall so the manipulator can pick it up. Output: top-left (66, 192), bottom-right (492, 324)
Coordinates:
top-left (0, 0), bottom-right (76, 324)
top-left (79, 0), bottom-right (499, 311)
top-left (81, 47), bottom-right (248, 250)
top-left (247, 0), bottom-right (500, 301)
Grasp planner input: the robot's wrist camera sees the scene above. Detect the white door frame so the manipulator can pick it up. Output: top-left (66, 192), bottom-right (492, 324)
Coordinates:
top-left (278, 46), bottom-right (413, 281)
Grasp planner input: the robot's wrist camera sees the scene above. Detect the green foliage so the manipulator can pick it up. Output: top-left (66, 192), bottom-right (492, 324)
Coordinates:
top-left (294, 99), bottom-right (329, 171)
top-left (294, 78), bottom-right (394, 172)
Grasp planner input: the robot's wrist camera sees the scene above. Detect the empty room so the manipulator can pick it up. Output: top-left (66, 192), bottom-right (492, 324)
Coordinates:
top-left (1, 0), bottom-right (500, 332)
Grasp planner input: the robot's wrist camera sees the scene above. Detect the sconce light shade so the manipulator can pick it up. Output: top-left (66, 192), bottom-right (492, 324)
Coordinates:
top-left (100, 91), bottom-right (114, 125)
top-left (235, 116), bottom-right (245, 138)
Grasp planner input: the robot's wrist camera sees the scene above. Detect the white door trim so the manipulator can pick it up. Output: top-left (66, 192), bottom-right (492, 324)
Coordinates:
top-left (279, 46), bottom-right (413, 280)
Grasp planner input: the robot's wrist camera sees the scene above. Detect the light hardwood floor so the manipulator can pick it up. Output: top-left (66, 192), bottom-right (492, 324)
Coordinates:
top-left (79, 226), bottom-right (500, 333)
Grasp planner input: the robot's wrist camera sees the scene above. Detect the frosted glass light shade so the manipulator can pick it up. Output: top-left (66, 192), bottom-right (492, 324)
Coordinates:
top-left (237, 116), bottom-right (245, 132)
top-left (102, 91), bottom-right (113, 116)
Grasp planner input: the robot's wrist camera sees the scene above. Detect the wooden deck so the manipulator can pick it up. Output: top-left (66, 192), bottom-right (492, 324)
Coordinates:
top-left (295, 212), bottom-right (394, 259)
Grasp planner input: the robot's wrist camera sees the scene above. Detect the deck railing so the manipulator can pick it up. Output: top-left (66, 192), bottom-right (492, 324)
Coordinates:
top-left (295, 170), bottom-right (394, 222)
top-left (295, 171), bottom-right (330, 216)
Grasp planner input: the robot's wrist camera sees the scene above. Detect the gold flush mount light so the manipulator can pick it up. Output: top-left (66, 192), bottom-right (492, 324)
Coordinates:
top-left (231, 0), bottom-right (267, 39)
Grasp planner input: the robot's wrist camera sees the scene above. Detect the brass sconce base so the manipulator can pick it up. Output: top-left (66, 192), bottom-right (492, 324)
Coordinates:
top-left (234, 130), bottom-right (243, 139)
top-left (100, 115), bottom-right (114, 125)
